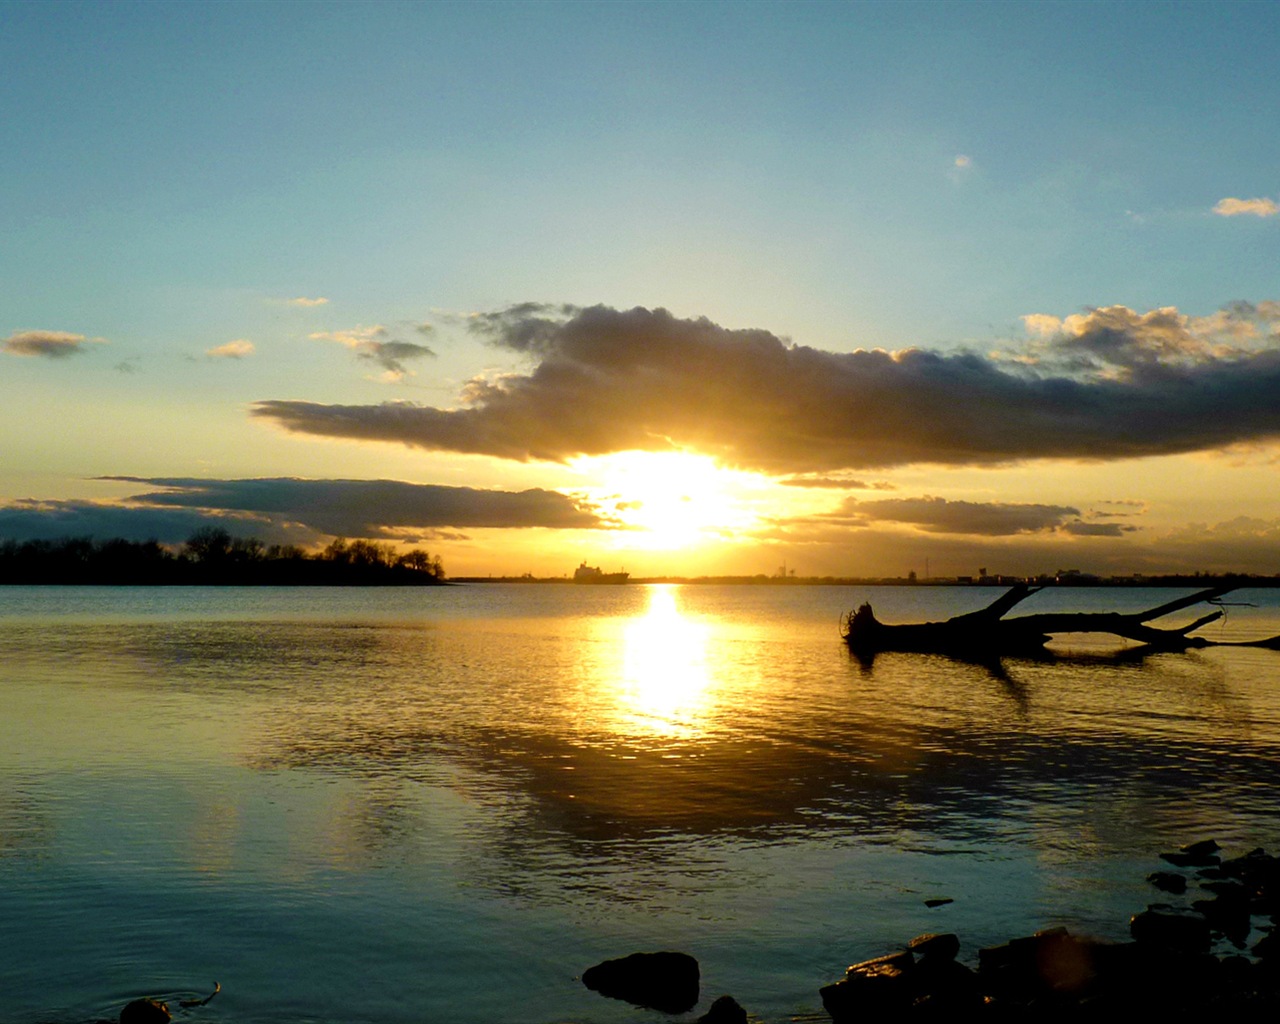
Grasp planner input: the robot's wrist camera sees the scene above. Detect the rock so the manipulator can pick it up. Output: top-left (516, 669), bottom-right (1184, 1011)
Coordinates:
top-left (582, 950), bottom-right (700, 1014)
top-left (819, 951), bottom-right (914, 1022)
top-left (1254, 930), bottom-right (1280, 961)
top-left (119, 999), bottom-right (170, 1024)
top-left (1160, 850), bottom-right (1220, 868)
top-left (1129, 905), bottom-right (1211, 953)
top-left (912, 956), bottom-right (983, 1012)
top-left (1147, 871), bottom-right (1187, 894)
top-left (923, 897), bottom-right (953, 908)
top-left (1193, 882), bottom-right (1252, 944)
top-left (1181, 839), bottom-right (1220, 860)
top-left (697, 994), bottom-right (747, 1024)
top-left (907, 932), bottom-right (961, 961)
top-left (979, 928), bottom-right (1104, 1003)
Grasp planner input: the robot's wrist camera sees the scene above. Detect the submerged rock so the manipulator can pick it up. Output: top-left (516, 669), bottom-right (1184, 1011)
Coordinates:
top-left (582, 950), bottom-right (700, 1013)
top-left (697, 993), bottom-right (748, 1024)
top-left (1147, 871), bottom-right (1188, 894)
top-left (119, 998), bottom-right (170, 1024)
top-left (1160, 840), bottom-right (1221, 869)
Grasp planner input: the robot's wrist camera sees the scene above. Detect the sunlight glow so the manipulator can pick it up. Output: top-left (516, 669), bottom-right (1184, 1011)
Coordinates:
top-left (618, 585), bottom-right (713, 736)
top-left (571, 450), bottom-right (766, 550)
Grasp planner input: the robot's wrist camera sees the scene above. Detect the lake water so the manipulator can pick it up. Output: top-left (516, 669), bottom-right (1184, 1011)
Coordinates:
top-left (3, 583), bottom-right (1280, 1023)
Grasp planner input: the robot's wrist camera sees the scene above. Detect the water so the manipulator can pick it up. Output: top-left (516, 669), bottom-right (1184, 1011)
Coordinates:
top-left (2, 584), bottom-right (1279, 1023)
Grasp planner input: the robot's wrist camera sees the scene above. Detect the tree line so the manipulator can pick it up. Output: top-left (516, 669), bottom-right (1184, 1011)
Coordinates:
top-left (0, 528), bottom-right (447, 586)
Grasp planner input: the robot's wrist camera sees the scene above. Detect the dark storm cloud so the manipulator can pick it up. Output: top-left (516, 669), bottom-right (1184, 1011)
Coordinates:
top-left (107, 477), bottom-right (611, 536)
top-left (847, 496), bottom-right (1081, 536)
top-left (3, 330), bottom-right (102, 358)
top-left (253, 302), bottom-right (1280, 472)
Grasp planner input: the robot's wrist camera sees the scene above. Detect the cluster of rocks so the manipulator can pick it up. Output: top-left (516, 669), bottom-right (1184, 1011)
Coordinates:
top-left (821, 841), bottom-right (1280, 1021)
top-left (582, 842), bottom-right (1280, 1023)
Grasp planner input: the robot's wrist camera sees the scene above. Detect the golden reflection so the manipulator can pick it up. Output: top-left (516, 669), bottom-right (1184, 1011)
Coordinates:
top-left (616, 585), bottom-right (713, 737)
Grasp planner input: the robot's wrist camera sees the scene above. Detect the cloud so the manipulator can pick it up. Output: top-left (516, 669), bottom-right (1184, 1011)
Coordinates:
top-left (253, 302), bottom-right (1280, 473)
top-left (3, 330), bottom-right (103, 359)
top-left (207, 339), bottom-right (255, 359)
top-left (1060, 520), bottom-right (1134, 538)
top-left (288, 296), bottom-right (330, 306)
top-left (0, 499), bottom-right (297, 546)
top-left (843, 496), bottom-right (1082, 536)
top-left (311, 325), bottom-right (435, 378)
top-left (1213, 197), bottom-right (1278, 218)
top-left (103, 476), bottom-right (612, 536)
top-left (779, 476), bottom-right (896, 490)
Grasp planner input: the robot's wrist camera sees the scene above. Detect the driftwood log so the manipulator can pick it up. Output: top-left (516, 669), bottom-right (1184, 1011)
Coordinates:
top-left (841, 585), bottom-right (1280, 656)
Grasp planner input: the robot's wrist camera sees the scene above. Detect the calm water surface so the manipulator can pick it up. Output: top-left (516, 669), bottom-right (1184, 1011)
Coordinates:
top-left (3, 584), bottom-right (1280, 1023)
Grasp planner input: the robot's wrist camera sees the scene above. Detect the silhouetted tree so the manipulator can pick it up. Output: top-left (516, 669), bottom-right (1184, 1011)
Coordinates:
top-left (184, 527), bottom-right (233, 563)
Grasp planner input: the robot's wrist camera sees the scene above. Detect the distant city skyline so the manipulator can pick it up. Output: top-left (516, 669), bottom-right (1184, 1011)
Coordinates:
top-left (3, 0), bottom-right (1279, 578)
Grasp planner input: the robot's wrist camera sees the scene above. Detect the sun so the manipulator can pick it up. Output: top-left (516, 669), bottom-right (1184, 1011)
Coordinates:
top-left (570, 450), bottom-right (765, 550)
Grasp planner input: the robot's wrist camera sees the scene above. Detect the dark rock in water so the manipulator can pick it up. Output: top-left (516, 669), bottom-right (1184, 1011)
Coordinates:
top-left (1193, 882), bottom-right (1252, 945)
top-left (582, 950), bottom-right (699, 1014)
top-left (820, 951), bottom-right (914, 1021)
top-left (1254, 930), bottom-right (1280, 961)
top-left (1147, 870), bottom-right (1187, 894)
top-left (979, 928), bottom-right (1108, 1003)
top-left (821, 945), bottom-right (984, 1021)
top-left (696, 994), bottom-right (747, 1024)
top-left (912, 956), bottom-right (982, 1013)
top-left (1129, 905), bottom-right (1211, 953)
top-left (1158, 841), bottom-right (1221, 870)
top-left (907, 932), bottom-right (960, 961)
top-left (1219, 847), bottom-right (1280, 907)
top-left (1160, 850), bottom-right (1220, 868)
top-left (119, 999), bottom-right (170, 1024)
top-left (923, 897), bottom-right (953, 908)
top-left (1180, 838), bottom-right (1220, 860)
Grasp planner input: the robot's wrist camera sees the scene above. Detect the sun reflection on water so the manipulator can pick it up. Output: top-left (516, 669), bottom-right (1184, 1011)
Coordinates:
top-left (617, 585), bottom-right (713, 738)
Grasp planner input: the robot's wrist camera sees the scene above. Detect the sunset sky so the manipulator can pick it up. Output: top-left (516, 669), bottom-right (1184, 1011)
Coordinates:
top-left (3, 0), bottom-right (1279, 579)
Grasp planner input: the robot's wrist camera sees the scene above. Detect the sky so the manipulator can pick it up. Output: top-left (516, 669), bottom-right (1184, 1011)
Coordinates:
top-left (3, 0), bottom-right (1279, 579)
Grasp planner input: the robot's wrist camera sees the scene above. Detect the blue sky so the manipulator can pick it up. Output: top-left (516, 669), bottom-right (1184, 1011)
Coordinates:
top-left (3, 0), bottom-right (1279, 577)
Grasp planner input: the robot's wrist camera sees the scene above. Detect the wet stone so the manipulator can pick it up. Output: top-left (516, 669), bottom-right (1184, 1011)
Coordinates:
top-left (119, 999), bottom-right (170, 1024)
top-left (819, 951), bottom-right (915, 1022)
top-left (696, 994), bottom-right (748, 1024)
top-left (582, 950), bottom-right (700, 1014)
top-left (908, 932), bottom-right (961, 961)
top-left (1129, 906), bottom-right (1211, 953)
top-left (1147, 871), bottom-right (1188, 894)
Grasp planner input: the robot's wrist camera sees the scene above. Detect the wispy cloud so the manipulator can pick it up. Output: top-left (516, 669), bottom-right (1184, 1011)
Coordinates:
top-left (779, 476), bottom-right (896, 491)
top-left (3, 330), bottom-right (103, 359)
top-left (840, 496), bottom-right (1082, 536)
top-left (207, 339), bottom-right (255, 359)
top-left (254, 301), bottom-right (1280, 473)
top-left (310, 325), bottom-right (435, 379)
top-left (1213, 196), bottom-right (1279, 217)
top-left (287, 296), bottom-right (330, 307)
